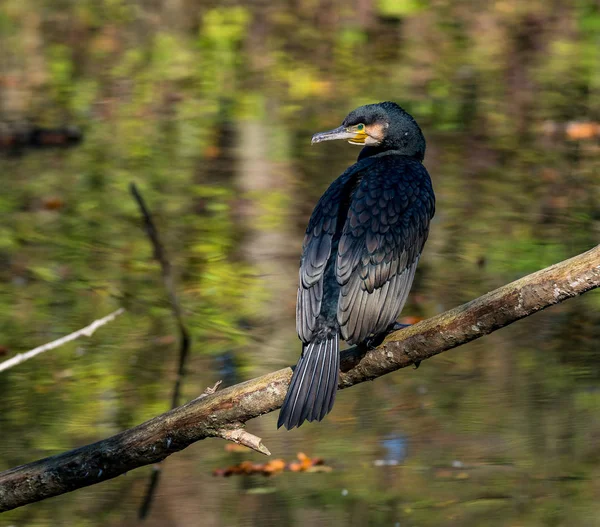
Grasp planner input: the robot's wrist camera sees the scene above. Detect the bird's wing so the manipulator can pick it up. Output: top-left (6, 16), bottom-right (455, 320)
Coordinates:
top-left (336, 160), bottom-right (434, 345)
top-left (297, 162), bottom-right (371, 343)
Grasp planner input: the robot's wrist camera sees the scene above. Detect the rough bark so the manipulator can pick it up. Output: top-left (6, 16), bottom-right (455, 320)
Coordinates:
top-left (0, 244), bottom-right (599, 512)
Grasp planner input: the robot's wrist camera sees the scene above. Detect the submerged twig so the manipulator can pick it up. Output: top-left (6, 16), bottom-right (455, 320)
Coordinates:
top-left (130, 183), bottom-right (192, 519)
top-left (0, 308), bottom-right (125, 374)
top-left (129, 182), bottom-right (191, 408)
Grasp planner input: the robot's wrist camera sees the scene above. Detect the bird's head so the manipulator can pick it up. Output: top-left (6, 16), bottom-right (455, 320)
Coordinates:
top-left (311, 102), bottom-right (426, 161)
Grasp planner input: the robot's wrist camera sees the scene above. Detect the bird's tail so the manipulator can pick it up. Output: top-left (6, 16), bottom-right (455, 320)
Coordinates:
top-left (277, 334), bottom-right (340, 430)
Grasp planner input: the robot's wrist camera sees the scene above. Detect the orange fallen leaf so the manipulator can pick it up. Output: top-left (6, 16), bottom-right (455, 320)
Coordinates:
top-left (213, 452), bottom-right (331, 477)
top-left (238, 461), bottom-right (257, 474)
top-left (204, 145), bottom-right (220, 159)
top-left (290, 452), bottom-right (324, 472)
top-left (263, 459), bottom-right (286, 475)
top-left (566, 121), bottom-right (600, 140)
top-left (42, 197), bottom-right (65, 211)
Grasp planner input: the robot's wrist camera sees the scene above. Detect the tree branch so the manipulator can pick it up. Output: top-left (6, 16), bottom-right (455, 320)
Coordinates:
top-left (0, 308), bottom-right (125, 374)
top-left (0, 245), bottom-right (599, 512)
top-left (218, 429), bottom-right (271, 456)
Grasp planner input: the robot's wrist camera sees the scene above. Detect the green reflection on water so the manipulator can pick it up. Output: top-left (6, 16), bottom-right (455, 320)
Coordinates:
top-left (1, 1), bottom-right (599, 525)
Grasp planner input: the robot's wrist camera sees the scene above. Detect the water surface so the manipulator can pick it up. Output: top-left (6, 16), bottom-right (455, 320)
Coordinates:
top-left (1, 2), bottom-right (600, 525)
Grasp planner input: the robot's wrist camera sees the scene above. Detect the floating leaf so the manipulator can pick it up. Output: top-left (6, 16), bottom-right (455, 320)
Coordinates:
top-left (213, 453), bottom-right (330, 477)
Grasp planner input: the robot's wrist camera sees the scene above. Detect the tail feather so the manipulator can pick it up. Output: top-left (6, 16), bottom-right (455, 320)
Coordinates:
top-left (278, 334), bottom-right (340, 430)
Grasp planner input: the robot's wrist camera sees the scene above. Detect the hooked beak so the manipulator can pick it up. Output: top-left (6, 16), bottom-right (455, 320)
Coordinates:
top-left (311, 126), bottom-right (362, 145)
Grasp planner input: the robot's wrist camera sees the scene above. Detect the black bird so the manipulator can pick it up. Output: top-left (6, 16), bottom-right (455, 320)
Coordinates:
top-left (278, 102), bottom-right (435, 430)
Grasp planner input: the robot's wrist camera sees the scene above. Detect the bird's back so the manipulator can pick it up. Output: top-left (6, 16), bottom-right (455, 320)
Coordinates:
top-left (297, 153), bottom-right (435, 346)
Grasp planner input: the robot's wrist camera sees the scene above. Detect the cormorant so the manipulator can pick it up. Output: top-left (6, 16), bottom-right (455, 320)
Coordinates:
top-left (278, 102), bottom-right (435, 430)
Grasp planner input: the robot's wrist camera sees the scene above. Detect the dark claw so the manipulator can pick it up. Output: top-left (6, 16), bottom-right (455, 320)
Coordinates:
top-left (362, 335), bottom-right (383, 350)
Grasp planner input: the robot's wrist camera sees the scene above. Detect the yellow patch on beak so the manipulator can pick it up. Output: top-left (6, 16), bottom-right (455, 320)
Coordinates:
top-left (345, 122), bottom-right (386, 146)
top-left (348, 130), bottom-right (368, 145)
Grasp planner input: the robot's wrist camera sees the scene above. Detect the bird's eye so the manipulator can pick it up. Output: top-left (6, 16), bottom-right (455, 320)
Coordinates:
top-left (356, 124), bottom-right (365, 131)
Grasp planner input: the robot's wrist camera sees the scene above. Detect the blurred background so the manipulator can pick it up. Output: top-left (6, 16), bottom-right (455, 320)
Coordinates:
top-left (1, 0), bottom-right (600, 525)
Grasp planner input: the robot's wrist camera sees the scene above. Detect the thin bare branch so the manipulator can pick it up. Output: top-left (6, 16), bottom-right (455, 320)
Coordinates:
top-left (0, 244), bottom-right (599, 512)
top-left (0, 308), bottom-right (125, 374)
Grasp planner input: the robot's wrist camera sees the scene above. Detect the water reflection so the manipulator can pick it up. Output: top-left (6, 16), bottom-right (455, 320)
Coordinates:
top-left (1, 1), bottom-right (600, 526)
top-left (377, 434), bottom-right (408, 466)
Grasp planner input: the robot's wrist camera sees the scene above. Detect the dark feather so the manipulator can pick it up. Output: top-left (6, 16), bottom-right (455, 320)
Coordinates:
top-left (337, 158), bottom-right (434, 345)
top-left (296, 160), bottom-right (374, 343)
top-left (278, 335), bottom-right (339, 430)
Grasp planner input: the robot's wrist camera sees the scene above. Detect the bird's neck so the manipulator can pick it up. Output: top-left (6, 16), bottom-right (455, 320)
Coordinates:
top-left (358, 145), bottom-right (423, 161)
top-left (357, 146), bottom-right (385, 161)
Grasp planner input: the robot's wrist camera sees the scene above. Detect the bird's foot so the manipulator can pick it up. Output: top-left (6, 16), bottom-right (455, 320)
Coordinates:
top-left (362, 322), bottom-right (414, 350)
top-left (362, 334), bottom-right (384, 350)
